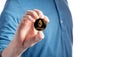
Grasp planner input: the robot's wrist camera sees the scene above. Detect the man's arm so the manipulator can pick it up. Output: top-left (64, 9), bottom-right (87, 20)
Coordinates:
top-left (0, 9), bottom-right (49, 57)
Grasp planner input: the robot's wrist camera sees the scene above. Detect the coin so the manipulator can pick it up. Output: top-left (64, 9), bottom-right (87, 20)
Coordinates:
top-left (34, 18), bottom-right (47, 31)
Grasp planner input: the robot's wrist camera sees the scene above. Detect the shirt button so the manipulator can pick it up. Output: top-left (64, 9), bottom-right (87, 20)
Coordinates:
top-left (60, 19), bottom-right (63, 24)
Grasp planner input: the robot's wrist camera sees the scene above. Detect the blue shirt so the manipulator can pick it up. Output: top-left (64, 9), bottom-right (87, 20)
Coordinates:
top-left (0, 0), bottom-right (73, 57)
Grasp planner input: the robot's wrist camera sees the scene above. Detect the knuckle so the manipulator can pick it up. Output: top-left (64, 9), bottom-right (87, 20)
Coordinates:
top-left (26, 10), bottom-right (35, 15)
top-left (31, 11), bottom-right (39, 19)
top-left (38, 10), bottom-right (43, 15)
top-left (34, 9), bottom-right (44, 17)
top-left (26, 15), bottom-right (31, 19)
top-left (26, 10), bottom-right (31, 14)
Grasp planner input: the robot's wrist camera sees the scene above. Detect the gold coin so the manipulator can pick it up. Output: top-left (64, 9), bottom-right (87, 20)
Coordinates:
top-left (34, 18), bottom-right (47, 31)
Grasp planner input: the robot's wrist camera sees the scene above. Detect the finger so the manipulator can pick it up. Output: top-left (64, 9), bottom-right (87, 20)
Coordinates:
top-left (43, 16), bottom-right (50, 24)
top-left (19, 15), bottom-right (34, 31)
top-left (33, 9), bottom-right (44, 19)
top-left (23, 15), bottom-right (35, 22)
top-left (26, 10), bottom-right (39, 19)
top-left (17, 15), bottom-right (34, 41)
top-left (22, 35), bottom-right (36, 48)
top-left (23, 31), bottom-right (44, 48)
top-left (34, 31), bottom-right (44, 42)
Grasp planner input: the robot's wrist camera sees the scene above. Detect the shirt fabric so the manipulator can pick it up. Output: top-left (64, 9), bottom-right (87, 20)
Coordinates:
top-left (0, 0), bottom-right (73, 57)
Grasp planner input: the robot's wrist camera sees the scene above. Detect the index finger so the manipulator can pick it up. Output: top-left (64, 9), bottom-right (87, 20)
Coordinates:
top-left (33, 9), bottom-right (44, 19)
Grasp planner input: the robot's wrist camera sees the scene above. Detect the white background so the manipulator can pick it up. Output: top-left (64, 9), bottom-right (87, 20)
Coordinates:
top-left (1, 0), bottom-right (120, 57)
top-left (0, 0), bottom-right (6, 14)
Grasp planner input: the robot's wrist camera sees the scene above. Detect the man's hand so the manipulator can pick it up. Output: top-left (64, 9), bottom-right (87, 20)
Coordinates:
top-left (2, 9), bottom-right (49, 57)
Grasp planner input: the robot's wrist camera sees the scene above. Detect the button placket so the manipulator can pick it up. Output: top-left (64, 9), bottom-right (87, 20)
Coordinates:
top-left (60, 19), bottom-right (63, 24)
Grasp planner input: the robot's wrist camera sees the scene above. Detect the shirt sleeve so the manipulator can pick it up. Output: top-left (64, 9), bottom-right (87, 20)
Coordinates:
top-left (0, 11), bottom-right (18, 52)
top-left (0, 50), bottom-right (2, 57)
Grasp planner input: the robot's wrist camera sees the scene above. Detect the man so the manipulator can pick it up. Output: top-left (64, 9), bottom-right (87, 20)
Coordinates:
top-left (0, 0), bottom-right (73, 57)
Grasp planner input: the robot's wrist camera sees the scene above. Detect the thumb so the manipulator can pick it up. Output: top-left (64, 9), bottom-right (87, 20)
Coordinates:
top-left (34, 31), bottom-right (44, 42)
top-left (22, 31), bottom-right (44, 48)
